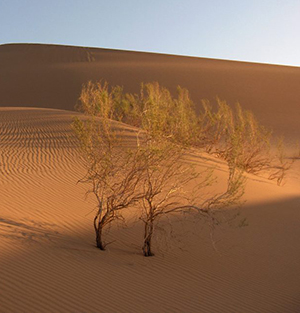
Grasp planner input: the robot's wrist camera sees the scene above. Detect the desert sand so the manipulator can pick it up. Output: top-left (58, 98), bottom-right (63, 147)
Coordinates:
top-left (0, 44), bottom-right (299, 312)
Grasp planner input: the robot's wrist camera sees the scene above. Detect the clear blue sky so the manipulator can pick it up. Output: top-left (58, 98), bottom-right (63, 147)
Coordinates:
top-left (1, 0), bottom-right (300, 66)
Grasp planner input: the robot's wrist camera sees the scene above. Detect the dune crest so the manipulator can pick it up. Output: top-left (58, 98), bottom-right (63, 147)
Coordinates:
top-left (0, 43), bottom-right (300, 140)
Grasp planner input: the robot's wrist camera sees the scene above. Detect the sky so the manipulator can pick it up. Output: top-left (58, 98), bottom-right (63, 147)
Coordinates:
top-left (1, 0), bottom-right (300, 67)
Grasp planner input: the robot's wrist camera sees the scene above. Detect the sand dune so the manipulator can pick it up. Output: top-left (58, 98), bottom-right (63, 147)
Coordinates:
top-left (0, 44), bottom-right (300, 312)
top-left (0, 43), bottom-right (300, 141)
top-left (0, 108), bottom-right (299, 313)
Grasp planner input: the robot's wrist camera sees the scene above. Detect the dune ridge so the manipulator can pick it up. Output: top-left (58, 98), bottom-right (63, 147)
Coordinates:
top-left (0, 43), bottom-right (300, 140)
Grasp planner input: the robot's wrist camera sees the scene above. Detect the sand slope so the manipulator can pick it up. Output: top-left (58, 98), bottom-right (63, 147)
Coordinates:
top-left (0, 108), bottom-right (300, 313)
top-left (0, 43), bottom-right (300, 312)
top-left (0, 43), bottom-right (300, 141)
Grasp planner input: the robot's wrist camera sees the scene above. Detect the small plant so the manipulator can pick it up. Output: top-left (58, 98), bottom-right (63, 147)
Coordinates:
top-left (137, 139), bottom-right (200, 256)
top-left (268, 137), bottom-right (294, 186)
top-left (137, 82), bottom-right (198, 145)
top-left (73, 84), bottom-right (146, 250)
top-left (198, 98), bottom-right (272, 174)
top-left (138, 143), bottom-right (245, 256)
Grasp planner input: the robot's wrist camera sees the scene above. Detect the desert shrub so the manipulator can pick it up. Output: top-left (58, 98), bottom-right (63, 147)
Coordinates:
top-left (171, 86), bottom-right (198, 145)
top-left (139, 82), bottom-right (174, 138)
top-left (268, 136), bottom-right (295, 186)
top-left (77, 81), bottom-right (291, 181)
top-left (138, 138), bottom-right (246, 256)
top-left (198, 98), bottom-right (272, 174)
top-left (84, 81), bottom-right (199, 145)
top-left (138, 83), bottom-right (198, 145)
top-left (73, 84), bottom-right (146, 250)
top-left (137, 138), bottom-right (198, 256)
top-left (112, 86), bottom-right (142, 127)
top-left (198, 98), bottom-right (231, 152)
top-left (77, 81), bottom-right (115, 119)
top-left (73, 81), bottom-right (246, 256)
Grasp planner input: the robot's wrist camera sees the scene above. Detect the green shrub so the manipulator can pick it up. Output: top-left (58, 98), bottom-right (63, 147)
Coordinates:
top-left (199, 98), bottom-right (272, 174)
top-left (77, 80), bottom-right (292, 181)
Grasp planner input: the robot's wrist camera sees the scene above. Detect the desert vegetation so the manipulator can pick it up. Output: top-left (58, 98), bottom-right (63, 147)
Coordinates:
top-left (268, 136), bottom-right (295, 186)
top-left (199, 99), bottom-right (272, 173)
top-left (72, 80), bottom-right (291, 256)
top-left (77, 81), bottom-right (293, 181)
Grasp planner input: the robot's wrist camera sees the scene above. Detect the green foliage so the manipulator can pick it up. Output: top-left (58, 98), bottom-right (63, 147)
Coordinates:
top-left (76, 80), bottom-right (292, 181)
top-left (199, 98), bottom-right (272, 174)
top-left (78, 81), bottom-right (198, 145)
top-left (268, 136), bottom-right (294, 186)
top-left (72, 79), bottom-right (296, 256)
top-left (77, 81), bottom-right (115, 120)
top-left (73, 85), bottom-right (146, 250)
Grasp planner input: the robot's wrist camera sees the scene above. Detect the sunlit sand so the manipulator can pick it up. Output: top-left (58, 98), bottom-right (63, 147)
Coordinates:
top-left (0, 44), bottom-right (299, 312)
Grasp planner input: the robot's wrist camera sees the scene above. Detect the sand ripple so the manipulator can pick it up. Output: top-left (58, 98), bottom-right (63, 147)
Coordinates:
top-left (0, 108), bottom-right (300, 312)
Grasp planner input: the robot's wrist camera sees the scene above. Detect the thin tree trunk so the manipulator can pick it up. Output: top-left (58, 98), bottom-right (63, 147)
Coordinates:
top-left (143, 220), bottom-right (154, 257)
top-left (95, 223), bottom-right (105, 250)
top-left (94, 214), bottom-right (105, 250)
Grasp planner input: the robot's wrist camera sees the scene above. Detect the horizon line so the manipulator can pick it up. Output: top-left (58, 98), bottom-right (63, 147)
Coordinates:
top-left (1, 41), bottom-right (300, 69)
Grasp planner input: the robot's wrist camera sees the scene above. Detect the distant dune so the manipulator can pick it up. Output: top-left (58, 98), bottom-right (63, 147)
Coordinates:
top-left (0, 44), bottom-right (300, 313)
top-left (0, 43), bottom-right (300, 140)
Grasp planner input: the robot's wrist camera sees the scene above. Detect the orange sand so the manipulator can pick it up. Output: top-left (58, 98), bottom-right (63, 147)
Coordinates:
top-left (0, 44), bottom-right (299, 312)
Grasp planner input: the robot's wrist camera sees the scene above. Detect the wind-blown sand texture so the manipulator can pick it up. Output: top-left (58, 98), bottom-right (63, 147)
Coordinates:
top-left (0, 44), bottom-right (300, 312)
